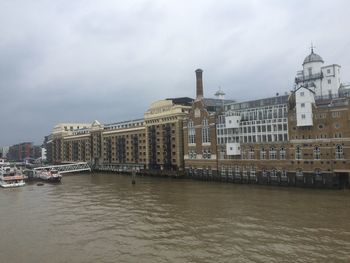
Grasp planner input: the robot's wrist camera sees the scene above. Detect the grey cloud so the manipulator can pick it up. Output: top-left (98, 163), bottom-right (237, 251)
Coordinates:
top-left (1, 0), bottom-right (350, 145)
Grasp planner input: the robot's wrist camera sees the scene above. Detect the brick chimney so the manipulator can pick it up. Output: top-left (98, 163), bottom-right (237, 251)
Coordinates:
top-left (195, 69), bottom-right (203, 99)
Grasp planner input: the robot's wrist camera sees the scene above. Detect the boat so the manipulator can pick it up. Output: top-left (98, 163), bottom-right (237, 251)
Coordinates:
top-left (0, 166), bottom-right (26, 188)
top-left (38, 168), bottom-right (62, 183)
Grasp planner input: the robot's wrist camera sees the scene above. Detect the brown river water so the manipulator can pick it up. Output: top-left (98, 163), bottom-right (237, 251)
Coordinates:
top-left (0, 173), bottom-right (350, 263)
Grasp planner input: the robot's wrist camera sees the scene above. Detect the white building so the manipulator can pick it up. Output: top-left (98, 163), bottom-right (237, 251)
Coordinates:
top-left (295, 48), bottom-right (342, 98)
top-left (218, 95), bottom-right (289, 157)
top-left (294, 86), bottom-right (315, 127)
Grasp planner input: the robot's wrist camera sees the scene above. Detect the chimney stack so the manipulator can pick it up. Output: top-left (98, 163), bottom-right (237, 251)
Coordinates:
top-left (195, 69), bottom-right (203, 99)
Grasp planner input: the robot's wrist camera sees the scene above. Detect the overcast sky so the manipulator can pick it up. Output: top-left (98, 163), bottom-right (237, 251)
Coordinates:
top-left (1, 0), bottom-right (350, 146)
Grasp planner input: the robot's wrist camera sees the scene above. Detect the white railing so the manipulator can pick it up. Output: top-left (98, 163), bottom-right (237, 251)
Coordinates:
top-left (34, 162), bottom-right (91, 174)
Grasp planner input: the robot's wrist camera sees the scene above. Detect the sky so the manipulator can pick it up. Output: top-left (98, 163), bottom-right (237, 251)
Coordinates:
top-left (1, 0), bottom-right (350, 146)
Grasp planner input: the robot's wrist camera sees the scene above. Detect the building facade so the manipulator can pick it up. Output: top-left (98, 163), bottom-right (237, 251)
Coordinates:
top-left (47, 48), bottom-right (350, 188)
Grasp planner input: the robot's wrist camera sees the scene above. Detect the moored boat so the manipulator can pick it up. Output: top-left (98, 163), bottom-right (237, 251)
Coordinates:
top-left (0, 166), bottom-right (26, 188)
top-left (38, 168), bottom-right (62, 183)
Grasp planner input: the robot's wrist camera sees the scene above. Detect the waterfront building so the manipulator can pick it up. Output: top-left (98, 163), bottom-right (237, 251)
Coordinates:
top-left (50, 98), bottom-right (192, 172)
top-left (183, 69), bottom-right (233, 178)
top-left (185, 49), bottom-right (350, 188)
top-left (46, 47), bottom-right (350, 188)
top-left (144, 97), bottom-right (193, 171)
top-left (51, 123), bottom-right (92, 163)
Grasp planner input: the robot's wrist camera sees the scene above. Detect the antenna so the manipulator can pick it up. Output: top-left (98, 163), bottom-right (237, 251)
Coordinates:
top-left (310, 42), bottom-right (316, 53)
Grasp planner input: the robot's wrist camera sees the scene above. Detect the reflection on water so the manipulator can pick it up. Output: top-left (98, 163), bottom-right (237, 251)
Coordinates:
top-left (0, 173), bottom-right (350, 263)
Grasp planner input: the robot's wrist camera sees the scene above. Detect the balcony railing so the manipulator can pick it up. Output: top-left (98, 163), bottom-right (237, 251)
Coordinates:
top-left (295, 72), bottom-right (323, 84)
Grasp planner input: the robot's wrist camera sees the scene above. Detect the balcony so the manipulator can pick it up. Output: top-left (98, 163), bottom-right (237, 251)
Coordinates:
top-left (295, 72), bottom-right (323, 84)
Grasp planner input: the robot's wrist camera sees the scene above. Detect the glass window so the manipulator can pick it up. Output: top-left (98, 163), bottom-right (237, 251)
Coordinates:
top-left (335, 145), bottom-right (344, 159)
top-left (295, 145), bottom-right (302, 160)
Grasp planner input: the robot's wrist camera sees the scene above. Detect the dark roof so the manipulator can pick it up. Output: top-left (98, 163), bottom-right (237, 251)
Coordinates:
top-left (166, 97), bottom-right (194, 106)
top-left (303, 51), bottom-right (324, 65)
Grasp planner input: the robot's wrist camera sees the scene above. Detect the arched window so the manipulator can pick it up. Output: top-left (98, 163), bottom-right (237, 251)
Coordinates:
top-left (315, 168), bottom-right (321, 177)
top-left (296, 169), bottom-right (303, 177)
top-left (270, 169), bottom-right (277, 178)
top-left (188, 120), bottom-right (196, 144)
top-left (295, 145), bottom-right (302, 160)
top-left (269, 147), bottom-right (276, 160)
top-left (335, 145), bottom-right (344, 159)
top-left (314, 146), bottom-right (321, 160)
top-left (202, 118), bottom-right (210, 143)
top-left (280, 147), bottom-right (286, 159)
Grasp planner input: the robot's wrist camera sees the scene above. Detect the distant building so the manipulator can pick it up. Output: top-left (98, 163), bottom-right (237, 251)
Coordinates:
top-left (0, 146), bottom-right (9, 158)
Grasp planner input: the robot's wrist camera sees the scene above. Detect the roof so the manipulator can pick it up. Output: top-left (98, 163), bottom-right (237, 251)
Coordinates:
top-left (203, 98), bottom-right (235, 112)
top-left (303, 50), bottom-right (324, 65)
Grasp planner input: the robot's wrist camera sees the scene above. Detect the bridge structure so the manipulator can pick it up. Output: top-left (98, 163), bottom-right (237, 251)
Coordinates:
top-left (33, 162), bottom-right (91, 174)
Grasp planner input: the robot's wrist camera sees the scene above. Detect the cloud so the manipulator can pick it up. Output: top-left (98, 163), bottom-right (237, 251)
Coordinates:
top-left (1, 0), bottom-right (350, 145)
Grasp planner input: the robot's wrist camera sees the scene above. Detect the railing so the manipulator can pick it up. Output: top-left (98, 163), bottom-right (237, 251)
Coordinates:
top-left (295, 73), bottom-right (323, 83)
top-left (34, 162), bottom-right (91, 174)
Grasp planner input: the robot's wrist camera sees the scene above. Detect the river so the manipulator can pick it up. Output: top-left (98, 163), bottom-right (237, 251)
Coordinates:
top-left (0, 173), bottom-right (349, 262)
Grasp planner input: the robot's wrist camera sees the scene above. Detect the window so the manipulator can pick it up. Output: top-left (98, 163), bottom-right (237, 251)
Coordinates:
top-left (280, 147), bottom-right (286, 160)
top-left (308, 68), bottom-right (312, 76)
top-left (260, 147), bottom-right (266, 160)
top-left (262, 169), bottom-right (267, 177)
top-left (328, 79), bottom-right (331, 84)
top-left (188, 121), bottom-right (196, 144)
top-left (250, 166), bottom-right (256, 178)
top-left (189, 150), bottom-right (196, 159)
top-left (203, 149), bottom-right (211, 159)
top-left (301, 103), bottom-right (305, 108)
top-left (301, 114), bottom-right (306, 119)
top-left (269, 147), bottom-right (276, 160)
top-left (248, 147), bottom-right (255, 159)
top-left (242, 167), bottom-right (248, 178)
top-left (300, 91), bottom-right (304, 96)
top-left (295, 145), bottom-right (302, 160)
top-left (315, 169), bottom-right (321, 177)
top-left (202, 118), bottom-right (210, 143)
top-left (270, 169), bottom-right (277, 178)
top-left (314, 146), bottom-right (321, 160)
top-left (335, 145), bottom-right (344, 159)
top-left (332, 112), bottom-right (340, 118)
top-left (235, 166), bottom-right (240, 178)
top-left (281, 170), bottom-right (287, 178)
top-left (327, 69), bottom-right (331, 74)
top-left (296, 169), bottom-right (303, 177)
top-left (220, 166), bottom-right (226, 177)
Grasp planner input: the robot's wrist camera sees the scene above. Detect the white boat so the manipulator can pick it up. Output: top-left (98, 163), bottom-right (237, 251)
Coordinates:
top-left (0, 166), bottom-right (26, 188)
top-left (38, 168), bottom-right (62, 183)
top-left (0, 158), bottom-right (10, 167)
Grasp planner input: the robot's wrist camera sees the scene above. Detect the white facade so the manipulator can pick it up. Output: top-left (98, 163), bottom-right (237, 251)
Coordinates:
top-left (218, 96), bottom-right (289, 157)
top-left (226, 143), bottom-right (241, 155)
top-left (295, 87), bottom-right (315, 127)
top-left (295, 50), bottom-right (342, 97)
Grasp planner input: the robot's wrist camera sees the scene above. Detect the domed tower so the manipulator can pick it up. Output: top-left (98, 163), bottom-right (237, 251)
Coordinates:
top-left (295, 45), bottom-right (342, 97)
top-left (295, 45), bottom-right (325, 97)
top-left (302, 46), bottom-right (324, 78)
